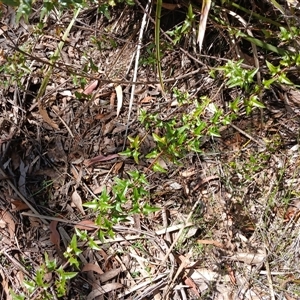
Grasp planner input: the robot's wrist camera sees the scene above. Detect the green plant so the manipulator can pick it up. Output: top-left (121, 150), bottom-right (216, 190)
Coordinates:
top-left (167, 4), bottom-right (196, 45)
top-left (122, 87), bottom-right (242, 171)
top-left (12, 252), bottom-right (78, 299)
top-left (83, 171), bottom-right (160, 240)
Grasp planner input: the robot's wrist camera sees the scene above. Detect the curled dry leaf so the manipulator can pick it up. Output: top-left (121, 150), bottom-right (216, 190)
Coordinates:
top-left (115, 85), bottom-right (123, 117)
top-left (0, 210), bottom-right (15, 241)
top-left (83, 80), bottom-right (98, 95)
top-left (38, 102), bottom-right (59, 130)
top-left (71, 190), bottom-right (85, 215)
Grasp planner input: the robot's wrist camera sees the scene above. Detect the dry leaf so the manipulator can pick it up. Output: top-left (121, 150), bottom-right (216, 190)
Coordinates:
top-left (115, 85), bottom-right (123, 117)
top-left (38, 102), bottom-right (59, 130)
top-left (92, 185), bottom-right (106, 194)
top-left (197, 0), bottom-right (211, 52)
top-left (71, 190), bottom-right (85, 215)
top-left (82, 263), bottom-right (104, 274)
top-left (59, 90), bottom-right (72, 97)
top-left (140, 96), bottom-right (153, 103)
top-left (184, 277), bottom-right (200, 297)
top-left (87, 283), bottom-right (123, 300)
top-left (75, 220), bottom-right (98, 231)
top-left (83, 80), bottom-right (98, 95)
top-left (1, 210), bottom-right (15, 240)
top-left (49, 220), bottom-right (60, 249)
top-left (197, 239), bottom-right (225, 249)
top-left (180, 168), bottom-right (197, 177)
top-left (18, 160), bottom-right (29, 197)
top-left (11, 200), bottom-right (29, 211)
top-left (113, 161), bottom-right (124, 174)
top-left (98, 268), bottom-right (121, 283)
top-left (161, 2), bottom-right (180, 10)
top-left (0, 268), bottom-right (12, 300)
top-left (229, 252), bottom-right (265, 265)
top-left (84, 154), bottom-right (120, 167)
top-left (110, 91), bottom-right (116, 109)
top-left (191, 268), bottom-right (230, 282)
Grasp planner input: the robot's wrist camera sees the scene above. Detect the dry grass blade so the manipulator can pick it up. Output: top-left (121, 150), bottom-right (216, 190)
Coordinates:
top-left (197, 0), bottom-right (211, 52)
top-left (123, 0), bottom-right (151, 147)
top-left (36, 7), bottom-right (81, 129)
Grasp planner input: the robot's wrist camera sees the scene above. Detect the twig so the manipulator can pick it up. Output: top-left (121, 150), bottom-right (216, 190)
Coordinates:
top-left (0, 168), bottom-right (48, 225)
top-left (158, 197), bottom-right (201, 270)
top-left (230, 123), bottom-right (266, 148)
top-left (264, 244), bottom-right (276, 300)
top-left (123, 0), bottom-right (152, 149)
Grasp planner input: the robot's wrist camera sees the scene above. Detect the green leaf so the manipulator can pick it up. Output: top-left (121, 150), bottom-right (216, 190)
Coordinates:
top-left (10, 290), bottom-right (25, 300)
top-left (23, 280), bottom-right (35, 293)
top-left (1, 0), bottom-right (20, 6)
top-left (152, 133), bottom-right (166, 144)
top-left (249, 96), bottom-right (265, 108)
top-left (145, 149), bottom-right (160, 159)
top-left (83, 201), bottom-right (98, 210)
top-left (68, 256), bottom-right (79, 269)
top-left (44, 252), bottom-right (57, 271)
top-left (142, 203), bottom-right (160, 214)
top-left (88, 238), bottom-right (101, 250)
top-left (36, 269), bottom-right (49, 288)
top-left (69, 235), bottom-right (82, 256)
top-left (262, 78), bottom-right (277, 89)
top-left (60, 271), bottom-right (78, 280)
top-left (152, 162), bottom-right (167, 173)
top-left (266, 61), bottom-right (280, 74)
top-left (208, 127), bottom-right (221, 137)
top-left (75, 228), bottom-right (88, 241)
top-left (132, 150), bottom-right (140, 164)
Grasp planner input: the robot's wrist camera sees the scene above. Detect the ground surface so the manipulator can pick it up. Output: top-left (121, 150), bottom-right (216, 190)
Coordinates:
top-left (1, 1), bottom-right (300, 299)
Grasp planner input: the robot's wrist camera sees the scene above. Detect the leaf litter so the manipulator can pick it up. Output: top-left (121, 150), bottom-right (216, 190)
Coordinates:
top-left (1, 1), bottom-right (300, 300)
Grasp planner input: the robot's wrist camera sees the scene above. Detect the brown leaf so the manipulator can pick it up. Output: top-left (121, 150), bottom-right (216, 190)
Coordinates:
top-left (11, 200), bottom-right (29, 211)
top-left (82, 263), bottom-right (104, 274)
top-left (82, 265), bottom-right (121, 283)
top-left (112, 161), bottom-right (124, 174)
top-left (38, 102), bottom-right (59, 130)
top-left (92, 185), bottom-right (106, 194)
top-left (161, 2), bottom-right (181, 10)
top-left (140, 96), bottom-right (153, 103)
top-left (71, 190), bottom-right (85, 215)
top-left (83, 80), bottom-right (98, 95)
top-left (1, 210), bottom-right (15, 241)
top-left (87, 283), bottom-right (123, 300)
top-left (50, 220), bottom-right (60, 249)
top-left (184, 277), bottom-right (200, 297)
top-left (84, 154), bottom-right (120, 167)
top-left (197, 239), bottom-right (225, 249)
top-left (75, 220), bottom-right (98, 231)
